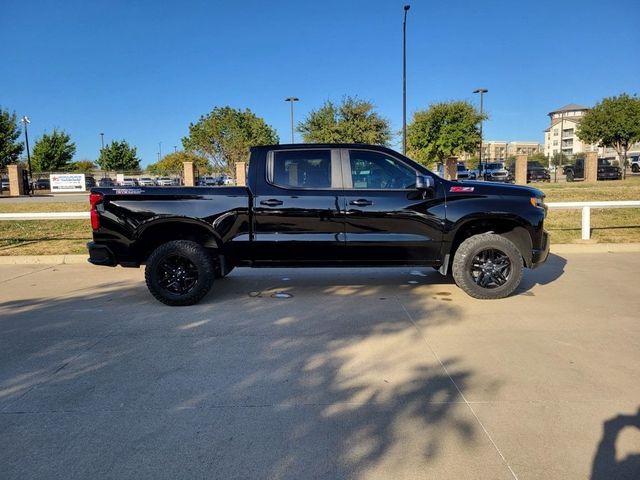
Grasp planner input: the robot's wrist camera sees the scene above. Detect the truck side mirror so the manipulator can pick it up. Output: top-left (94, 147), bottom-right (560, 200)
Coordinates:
top-left (416, 175), bottom-right (434, 190)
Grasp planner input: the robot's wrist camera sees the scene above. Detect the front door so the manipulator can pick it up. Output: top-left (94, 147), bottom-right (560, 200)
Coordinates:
top-left (341, 148), bottom-right (445, 264)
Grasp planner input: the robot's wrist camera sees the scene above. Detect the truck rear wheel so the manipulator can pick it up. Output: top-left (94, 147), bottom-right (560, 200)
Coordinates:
top-left (566, 170), bottom-right (574, 182)
top-left (145, 240), bottom-right (214, 306)
top-left (452, 233), bottom-right (523, 300)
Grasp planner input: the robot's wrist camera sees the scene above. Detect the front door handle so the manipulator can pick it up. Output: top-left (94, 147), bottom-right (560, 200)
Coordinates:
top-left (260, 199), bottom-right (283, 206)
top-left (349, 199), bottom-right (373, 206)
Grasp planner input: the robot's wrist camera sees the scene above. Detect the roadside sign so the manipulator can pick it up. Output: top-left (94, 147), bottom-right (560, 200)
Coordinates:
top-left (50, 174), bottom-right (86, 192)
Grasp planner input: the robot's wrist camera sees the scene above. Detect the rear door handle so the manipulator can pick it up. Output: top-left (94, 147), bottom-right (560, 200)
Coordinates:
top-left (260, 199), bottom-right (283, 206)
top-left (349, 199), bottom-right (373, 206)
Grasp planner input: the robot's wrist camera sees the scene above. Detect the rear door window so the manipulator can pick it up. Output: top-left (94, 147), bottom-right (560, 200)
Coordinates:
top-left (270, 150), bottom-right (333, 189)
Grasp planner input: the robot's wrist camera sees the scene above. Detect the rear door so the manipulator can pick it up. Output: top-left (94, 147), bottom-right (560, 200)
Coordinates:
top-left (341, 148), bottom-right (444, 264)
top-left (252, 148), bottom-right (345, 264)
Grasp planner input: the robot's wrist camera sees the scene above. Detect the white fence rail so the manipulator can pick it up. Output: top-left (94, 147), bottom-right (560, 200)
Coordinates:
top-left (1, 201), bottom-right (639, 241)
top-left (546, 201), bottom-right (640, 240)
top-left (0, 212), bottom-right (89, 221)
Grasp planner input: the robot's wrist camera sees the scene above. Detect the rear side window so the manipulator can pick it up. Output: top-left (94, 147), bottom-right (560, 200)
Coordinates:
top-left (271, 150), bottom-right (331, 189)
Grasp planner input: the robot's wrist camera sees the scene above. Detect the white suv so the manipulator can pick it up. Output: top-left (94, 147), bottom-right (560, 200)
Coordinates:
top-left (481, 162), bottom-right (511, 182)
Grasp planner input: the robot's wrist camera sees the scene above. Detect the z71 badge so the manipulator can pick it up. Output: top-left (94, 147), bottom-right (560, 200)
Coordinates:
top-left (450, 186), bottom-right (475, 193)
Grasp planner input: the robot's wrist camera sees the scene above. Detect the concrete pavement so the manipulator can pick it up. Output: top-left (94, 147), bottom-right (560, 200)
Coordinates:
top-left (0, 253), bottom-right (639, 479)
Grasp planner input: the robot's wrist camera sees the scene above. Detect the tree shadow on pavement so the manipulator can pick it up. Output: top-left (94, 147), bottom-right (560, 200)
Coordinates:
top-left (0, 267), bottom-right (502, 479)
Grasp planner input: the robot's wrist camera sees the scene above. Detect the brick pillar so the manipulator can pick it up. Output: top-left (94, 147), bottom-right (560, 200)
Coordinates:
top-left (183, 162), bottom-right (195, 186)
top-left (584, 152), bottom-right (598, 182)
top-left (235, 162), bottom-right (246, 186)
top-left (444, 157), bottom-right (458, 181)
top-left (515, 154), bottom-right (528, 185)
top-left (8, 164), bottom-right (25, 196)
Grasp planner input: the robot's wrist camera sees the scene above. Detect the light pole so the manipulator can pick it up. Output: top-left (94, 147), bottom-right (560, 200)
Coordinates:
top-left (100, 132), bottom-right (105, 151)
top-left (402, 4), bottom-right (410, 155)
top-left (473, 88), bottom-right (488, 178)
top-left (174, 145), bottom-right (177, 153)
top-left (20, 116), bottom-right (33, 194)
top-left (159, 141), bottom-right (162, 159)
top-left (285, 97), bottom-right (299, 143)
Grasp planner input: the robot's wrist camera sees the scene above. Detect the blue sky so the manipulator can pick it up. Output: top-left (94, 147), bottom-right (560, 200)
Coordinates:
top-left (2, 0), bottom-right (638, 166)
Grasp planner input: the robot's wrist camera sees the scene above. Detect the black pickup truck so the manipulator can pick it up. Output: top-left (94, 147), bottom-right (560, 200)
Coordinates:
top-left (563, 158), bottom-right (622, 181)
top-left (88, 144), bottom-right (549, 305)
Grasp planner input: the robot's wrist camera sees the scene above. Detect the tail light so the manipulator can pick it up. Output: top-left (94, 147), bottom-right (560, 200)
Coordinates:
top-left (89, 192), bottom-right (103, 230)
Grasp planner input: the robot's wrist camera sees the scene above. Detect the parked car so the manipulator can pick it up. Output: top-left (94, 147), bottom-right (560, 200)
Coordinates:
top-left (138, 177), bottom-right (156, 186)
top-left (481, 162), bottom-right (511, 182)
top-left (33, 178), bottom-right (51, 190)
top-left (156, 177), bottom-right (174, 186)
top-left (630, 156), bottom-right (640, 173)
top-left (198, 176), bottom-right (219, 186)
top-left (85, 176), bottom-right (96, 189)
top-left (506, 162), bottom-right (551, 183)
top-left (99, 177), bottom-right (115, 187)
top-left (119, 177), bottom-right (138, 187)
top-left (526, 162), bottom-right (551, 182)
top-left (88, 142), bottom-right (550, 305)
top-left (1, 177), bottom-right (9, 191)
top-left (218, 175), bottom-right (234, 185)
top-left (564, 158), bottom-right (622, 181)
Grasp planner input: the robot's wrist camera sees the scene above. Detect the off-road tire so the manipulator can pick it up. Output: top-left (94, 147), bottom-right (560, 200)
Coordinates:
top-left (452, 233), bottom-right (523, 300)
top-left (632, 164), bottom-right (639, 173)
top-left (566, 170), bottom-right (574, 182)
top-left (145, 240), bottom-right (214, 306)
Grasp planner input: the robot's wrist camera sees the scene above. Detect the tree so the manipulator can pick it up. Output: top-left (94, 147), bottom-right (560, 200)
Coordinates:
top-left (0, 107), bottom-right (24, 168)
top-left (70, 160), bottom-right (96, 172)
top-left (97, 140), bottom-right (140, 172)
top-left (31, 129), bottom-right (76, 172)
top-left (466, 155), bottom-right (480, 170)
top-left (147, 151), bottom-right (210, 176)
top-left (505, 155), bottom-right (518, 170)
top-left (407, 101), bottom-right (485, 165)
top-left (182, 106), bottom-right (278, 174)
top-left (297, 96), bottom-right (391, 145)
top-left (527, 152), bottom-right (548, 165)
top-left (577, 93), bottom-right (640, 179)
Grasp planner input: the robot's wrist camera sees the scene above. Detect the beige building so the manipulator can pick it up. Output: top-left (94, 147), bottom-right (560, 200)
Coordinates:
top-left (458, 141), bottom-right (542, 163)
top-left (544, 103), bottom-right (640, 163)
top-left (544, 104), bottom-right (596, 159)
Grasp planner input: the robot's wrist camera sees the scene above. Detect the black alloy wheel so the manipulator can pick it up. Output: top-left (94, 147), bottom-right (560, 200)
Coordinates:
top-left (452, 233), bottom-right (523, 299)
top-left (145, 240), bottom-right (215, 306)
top-left (469, 248), bottom-right (512, 289)
top-left (156, 255), bottom-right (199, 295)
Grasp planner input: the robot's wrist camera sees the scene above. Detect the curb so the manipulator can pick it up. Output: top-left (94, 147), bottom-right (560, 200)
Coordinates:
top-left (1, 243), bottom-right (639, 265)
top-left (0, 255), bottom-right (88, 265)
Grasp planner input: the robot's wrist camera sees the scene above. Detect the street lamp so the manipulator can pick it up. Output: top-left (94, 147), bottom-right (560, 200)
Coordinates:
top-left (20, 116), bottom-right (33, 194)
top-left (100, 132), bottom-right (105, 150)
top-left (174, 145), bottom-right (177, 153)
top-left (159, 141), bottom-right (162, 159)
top-left (285, 97), bottom-right (299, 143)
top-left (473, 88), bottom-right (488, 178)
top-left (402, 4), bottom-right (410, 155)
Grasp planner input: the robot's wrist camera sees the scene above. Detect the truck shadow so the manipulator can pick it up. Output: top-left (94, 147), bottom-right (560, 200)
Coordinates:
top-left (516, 253), bottom-right (566, 294)
top-left (0, 268), bottom-right (497, 479)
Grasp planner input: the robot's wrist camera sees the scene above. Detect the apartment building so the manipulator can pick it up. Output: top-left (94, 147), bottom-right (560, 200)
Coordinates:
top-left (458, 141), bottom-right (542, 163)
top-left (543, 104), bottom-right (596, 158)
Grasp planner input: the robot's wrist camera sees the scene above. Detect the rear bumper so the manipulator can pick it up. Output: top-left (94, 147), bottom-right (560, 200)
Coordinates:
top-left (531, 230), bottom-right (550, 269)
top-left (87, 242), bottom-right (117, 267)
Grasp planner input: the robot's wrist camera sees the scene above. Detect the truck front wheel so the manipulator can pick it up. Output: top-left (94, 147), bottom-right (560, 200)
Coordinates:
top-left (452, 233), bottom-right (523, 299)
top-left (145, 240), bottom-right (214, 306)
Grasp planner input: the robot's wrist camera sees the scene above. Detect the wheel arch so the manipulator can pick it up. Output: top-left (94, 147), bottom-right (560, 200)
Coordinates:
top-left (449, 218), bottom-right (533, 268)
top-left (134, 218), bottom-right (222, 263)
